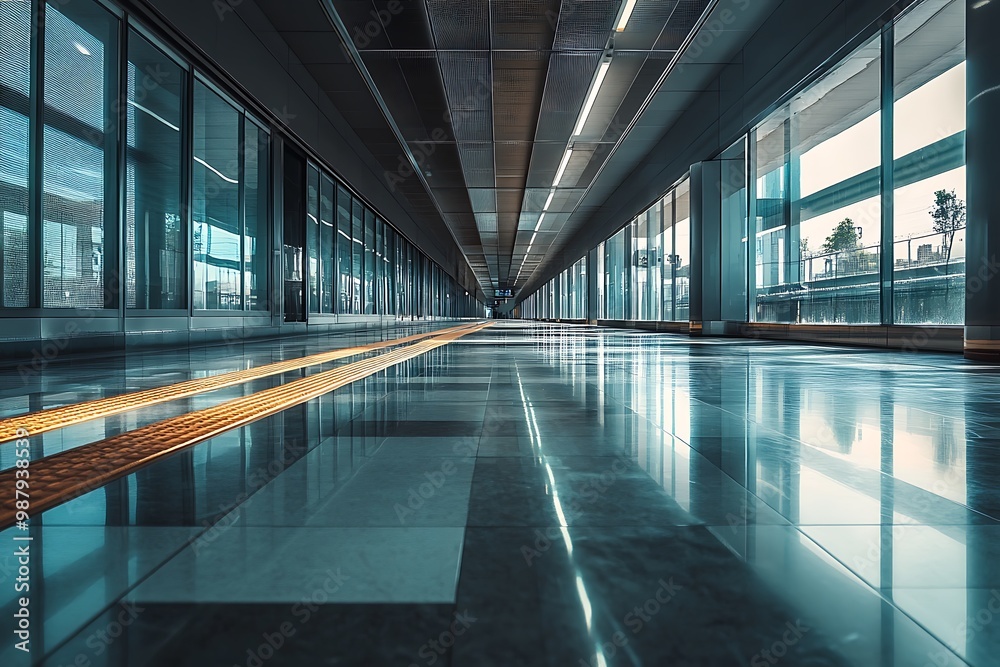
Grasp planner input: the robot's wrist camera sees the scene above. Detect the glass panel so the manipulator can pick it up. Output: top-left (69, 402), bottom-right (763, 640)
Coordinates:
top-left (351, 197), bottom-right (362, 314)
top-left (125, 32), bottom-right (184, 310)
top-left (306, 164), bottom-right (319, 313)
top-left (1, 0), bottom-right (32, 307)
top-left (662, 194), bottom-right (675, 321)
top-left (596, 242), bottom-right (605, 319)
top-left (375, 217), bottom-right (383, 315)
top-left (43, 0), bottom-right (118, 308)
top-left (320, 173), bottom-right (334, 313)
top-left (648, 203), bottom-right (662, 321)
top-left (364, 207), bottom-right (375, 314)
top-left (675, 179), bottom-right (691, 322)
top-left (605, 228), bottom-right (625, 320)
top-left (795, 35), bottom-right (882, 324)
top-left (755, 35), bottom-right (883, 323)
top-left (893, 0), bottom-right (965, 324)
top-left (753, 108), bottom-right (791, 322)
top-left (721, 138), bottom-right (748, 321)
top-left (631, 216), bottom-right (647, 320)
top-left (192, 81), bottom-right (241, 310)
top-left (243, 121), bottom-right (268, 310)
top-left (336, 184), bottom-right (351, 314)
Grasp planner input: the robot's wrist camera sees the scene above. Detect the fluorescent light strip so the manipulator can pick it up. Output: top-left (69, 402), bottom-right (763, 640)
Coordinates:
top-left (543, 190), bottom-right (555, 210)
top-left (553, 150), bottom-right (573, 187)
top-left (616, 0), bottom-right (638, 31)
top-left (530, 233), bottom-right (537, 245)
top-left (534, 212), bottom-right (546, 232)
top-left (574, 61), bottom-right (611, 136)
top-left (194, 156), bottom-right (238, 184)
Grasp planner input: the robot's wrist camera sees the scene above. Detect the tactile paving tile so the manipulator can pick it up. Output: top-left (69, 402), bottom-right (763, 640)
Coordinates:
top-left (0, 324), bottom-right (481, 445)
top-left (0, 323), bottom-right (492, 528)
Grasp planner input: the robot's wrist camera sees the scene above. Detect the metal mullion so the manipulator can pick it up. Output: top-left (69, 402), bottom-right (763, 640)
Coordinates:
top-left (29, 0), bottom-right (44, 308)
top-left (238, 112), bottom-right (246, 311)
top-left (184, 63), bottom-right (194, 315)
top-left (881, 25), bottom-right (895, 326)
top-left (115, 13), bottom-right (128, 316)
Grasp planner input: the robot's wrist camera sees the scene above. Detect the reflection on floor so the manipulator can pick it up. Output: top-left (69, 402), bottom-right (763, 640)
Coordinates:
top-left (2, 322), bottom-right (999, 666)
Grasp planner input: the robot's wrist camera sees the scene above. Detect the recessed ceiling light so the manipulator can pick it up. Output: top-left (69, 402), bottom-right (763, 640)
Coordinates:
top-left (616, 0), bottom-right (638, 32)
top-left (574, 60), bottom-right (611, 136)
top-left (553, 149), bottom-right (573, 187)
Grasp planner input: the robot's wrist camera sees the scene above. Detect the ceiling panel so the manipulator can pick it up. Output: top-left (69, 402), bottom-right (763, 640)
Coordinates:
top-left (276, 0), bottom-right (744, 296)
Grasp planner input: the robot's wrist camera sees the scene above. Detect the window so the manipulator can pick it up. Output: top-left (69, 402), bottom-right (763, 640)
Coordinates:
top-left (661, 193), bottom-right (675, 321)
top-left (192, 81), bottom-right (241, 310)
top-left (306, 164), bottom-right (319, 313)
top-left (754, 34), bottom-right (882, 324)
top-left (605, 228), bottom-right (625, 319)
top-left (351, 197), bottom-right (363, 314)
top-left (319, 173), bottom-right (334, 313)
top-left (244, 120), bottom-right (268, 311)
top-left (43, 0), bottom-right (119, 308)
top-left (721, 138), bottom-right (748, 321)
top-left (0, 0), bottom-right (32, 307)
top-left (674, 180), bottom-right (691, 322)
top-left (336, 185), bottom-right (351, 314)
top-left (125, 32), bottom-right (185, 310)
top-left (892, 0), bottom-right (965, 324)
top-left (364, 207), bottom-right (375, 314)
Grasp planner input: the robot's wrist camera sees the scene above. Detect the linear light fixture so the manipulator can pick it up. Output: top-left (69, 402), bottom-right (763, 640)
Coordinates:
top-left (574, 60), bottom-right (611, 136)
top-left (543, 190), bottom-right (556, 210)
top-left (553, 149), bottom-right (573, 187)
top-left (535, 212), bottom-right (546, 232)
top-left (616, 0), bottom-right (638, 31)
top-left (531, 233), bottom-right (537, 245)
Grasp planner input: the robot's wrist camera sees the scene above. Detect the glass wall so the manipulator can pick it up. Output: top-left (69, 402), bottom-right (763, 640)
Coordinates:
top-left (306, 164), bottom-right (319, 313)
top-left (192, 81), bottom-right (241, 310)
top-left (0, 0), bottom-right (31, 308)
top-left (605, 228), bottom-right (626, 319)
top-left (0, 0), bottom-right (483, 323)
top-left (244, 120), bottom-right (269, 310)
top-left (521, 0), bottom-right (963, 333)
top-left (43, 0), bottom-right (119, 308)
top-left (720, 138), bottom-right (748, 321)
top-left (892, 0), bottom-right (965, 324)
top-left (125, 31), bottom-right (185, 310)
top-left (319, 173), bottom-right (335, 313)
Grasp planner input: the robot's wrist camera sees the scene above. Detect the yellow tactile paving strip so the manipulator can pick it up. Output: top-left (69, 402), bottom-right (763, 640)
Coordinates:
top-left (0, 323), bottom-right (481, 445)
top-left (0, 322), bottom-right (491, 528)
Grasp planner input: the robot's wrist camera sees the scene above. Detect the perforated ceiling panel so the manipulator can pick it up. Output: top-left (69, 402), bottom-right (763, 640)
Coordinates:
top-left (299, 0), bottom-right (725, 295)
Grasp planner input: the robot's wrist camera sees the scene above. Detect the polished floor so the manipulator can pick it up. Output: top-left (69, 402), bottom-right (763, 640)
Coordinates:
top-left (2, 322), bottom-right (1000, 666)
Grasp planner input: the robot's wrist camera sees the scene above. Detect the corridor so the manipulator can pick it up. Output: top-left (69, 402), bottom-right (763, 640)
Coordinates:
top-left (2, 322), bottom-right (997, 666)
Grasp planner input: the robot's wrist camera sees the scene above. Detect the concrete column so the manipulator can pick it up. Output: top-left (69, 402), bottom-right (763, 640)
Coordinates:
top-left (966, 0), bottom-right (1000, 360)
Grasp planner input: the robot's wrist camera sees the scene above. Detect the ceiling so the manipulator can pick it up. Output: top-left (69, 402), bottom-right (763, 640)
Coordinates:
top-left (254, 0), bottom-right (734, 298)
